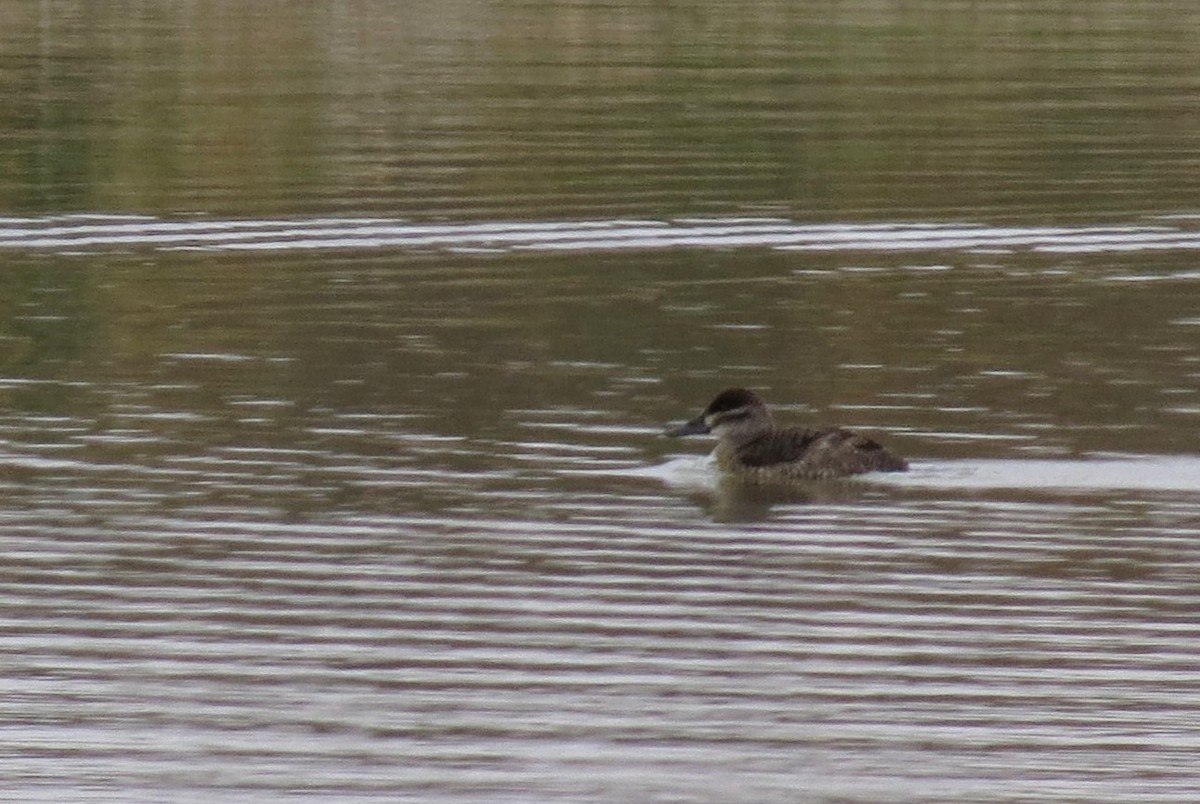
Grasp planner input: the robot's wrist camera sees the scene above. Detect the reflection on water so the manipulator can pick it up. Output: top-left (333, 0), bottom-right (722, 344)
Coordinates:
top-left (2, 216), bottom-right (1200, 800)
top-left (6, 215), bottom-right (1200, 254)
top-left (3, 2), bottom-right (1200, 221)
top-left (4, 1), bottom-right (1200, 801)
top-left (894, 456), bottom-right (1200, 494)
top-left (646, 453), bottom-right (1200, 519)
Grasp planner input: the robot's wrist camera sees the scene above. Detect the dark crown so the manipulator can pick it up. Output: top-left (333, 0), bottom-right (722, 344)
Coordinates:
top-left (703, 388), bottom-right (763, 415)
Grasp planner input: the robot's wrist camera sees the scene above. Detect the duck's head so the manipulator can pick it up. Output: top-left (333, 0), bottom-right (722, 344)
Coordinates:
top-left (666, 387), bottom-right (772, 439)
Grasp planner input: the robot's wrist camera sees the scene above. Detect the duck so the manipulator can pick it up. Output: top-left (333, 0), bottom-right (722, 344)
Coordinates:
top-left (665, 387), bottom-right (908, 481)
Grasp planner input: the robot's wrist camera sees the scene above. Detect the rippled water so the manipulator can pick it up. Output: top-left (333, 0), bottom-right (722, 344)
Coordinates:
top-left (3, 216), bottom-right (1200, 801)
top-left (6, 215), bottom-right (1200, 254)
top-left (4, 2), bottom-right (1200, 802)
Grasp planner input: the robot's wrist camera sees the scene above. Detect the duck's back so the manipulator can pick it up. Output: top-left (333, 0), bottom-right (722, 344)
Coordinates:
top-left (724, 425), bottom-right (908, 479)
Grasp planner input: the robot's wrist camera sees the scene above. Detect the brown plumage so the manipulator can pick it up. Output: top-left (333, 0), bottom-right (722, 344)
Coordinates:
top-left (666, 388), bottom-right (907, 481)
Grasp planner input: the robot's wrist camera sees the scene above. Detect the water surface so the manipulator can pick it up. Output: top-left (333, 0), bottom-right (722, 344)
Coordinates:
top-left (3, 3), bottom-right (1200, 802)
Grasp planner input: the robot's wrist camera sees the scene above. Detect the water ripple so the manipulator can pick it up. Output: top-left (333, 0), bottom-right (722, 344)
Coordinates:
top-left (4, 215), bottom-right (1200, 255)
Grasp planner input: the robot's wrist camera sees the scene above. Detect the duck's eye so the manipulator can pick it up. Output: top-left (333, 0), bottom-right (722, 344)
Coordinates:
top-left (715, 408), bottom-right (751, 423)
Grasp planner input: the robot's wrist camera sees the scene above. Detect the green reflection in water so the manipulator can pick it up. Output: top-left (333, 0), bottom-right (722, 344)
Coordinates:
top-left (0, 2), bottom-right (1197, 219)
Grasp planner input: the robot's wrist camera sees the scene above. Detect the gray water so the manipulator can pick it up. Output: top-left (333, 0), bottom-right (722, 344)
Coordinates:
top-left (3, 3), bottom-right (1200, 802)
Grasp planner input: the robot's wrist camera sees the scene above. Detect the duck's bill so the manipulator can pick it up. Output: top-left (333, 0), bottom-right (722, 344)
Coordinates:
top-left (665, 416), bottom-right (710, 437)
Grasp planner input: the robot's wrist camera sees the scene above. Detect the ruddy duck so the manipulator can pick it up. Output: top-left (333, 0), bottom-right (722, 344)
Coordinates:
top-left (666, 387), bottom-right (907, 480)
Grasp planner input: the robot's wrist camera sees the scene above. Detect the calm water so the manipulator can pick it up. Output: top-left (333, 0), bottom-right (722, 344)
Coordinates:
top-left (3, 3), bottom-right (1200, 802)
